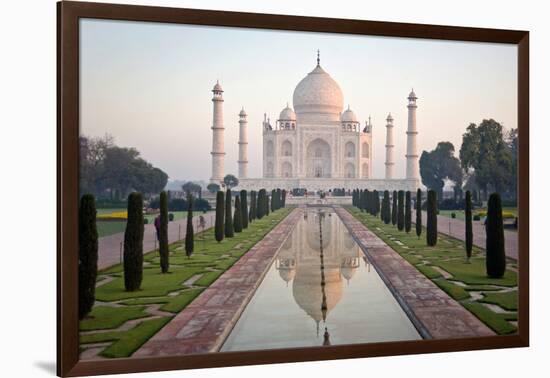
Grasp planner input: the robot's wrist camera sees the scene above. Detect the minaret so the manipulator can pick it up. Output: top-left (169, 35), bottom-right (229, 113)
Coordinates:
top-left (406, 89), bottom-right (420, 180)
top-left (238, 107), bottom-right (248, 179)
top-left (210, 81), bottom-right (225, 184)
top-left (385, 113), bottom-right (395, 179)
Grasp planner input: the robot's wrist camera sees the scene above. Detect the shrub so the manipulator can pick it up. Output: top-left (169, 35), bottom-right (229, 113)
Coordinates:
top-left (225, 189), bottom-right (234, 237)
top-left (486, 193), bottom-right (506, 278)
top-left (124, 192), bottom-right (144, 291)
top-left (405, 191), bottom-right (411, 233)
top-left (473, 214), bottom-right (481, 221)
top-left (168, 213), bottom-right (174, 222)
top-left (240, 190), bottom-right (248, 229)
top-left (465, 190), bottom-right (473, 262)
top-left (416, 189), bottom-right (422, 238)
top-left (451, 212), bottom-right (456, 218)
top-left (159, 191), bottom-right (169, 273)
top-left (234, 195), bottom-right (243, 233)
top-left (79, 194), bottom-right (98, 320)
top-left (143, 218), bottom-right (149, 224)
top-left (185, 195), bottom-right (194, 258)
top-left (426, 190), bottom-right (438, 246)
top-left (397, 190), bottom-right (405, 231)
top-left (215, 191), bottom-right (224, 243)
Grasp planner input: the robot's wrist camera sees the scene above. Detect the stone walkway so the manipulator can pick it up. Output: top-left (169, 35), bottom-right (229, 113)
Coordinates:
top-left (133, 208), bottom-right (304, 357)
top-left (335, 207), bottom-right (494, 339)
top-left (418, 212), bottom-right (518, 261)
top-left (98, 212), bottom-right (215, 270)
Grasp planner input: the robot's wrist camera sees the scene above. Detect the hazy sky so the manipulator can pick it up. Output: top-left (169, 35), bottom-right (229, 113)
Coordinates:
top-left (80, 18), bottom-right (517, 182)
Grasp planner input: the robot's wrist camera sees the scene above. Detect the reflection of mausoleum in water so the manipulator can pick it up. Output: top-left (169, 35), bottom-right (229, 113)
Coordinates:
top-left (275, 210), bottom-right (367, 333)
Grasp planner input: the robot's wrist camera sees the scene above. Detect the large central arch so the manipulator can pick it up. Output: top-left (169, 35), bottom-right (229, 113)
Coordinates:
top-left (306, 138), bottom-right (332, 178)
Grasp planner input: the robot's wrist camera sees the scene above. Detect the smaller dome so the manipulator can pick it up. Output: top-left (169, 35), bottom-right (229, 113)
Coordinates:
top-left (239, 107), bottom-right (247, 117)
top-left (408, 89), bottom-right (417, 99)
top-left (341, 106), bottom-right (358, 123)
top-left (213, 80), bottom-right (223, 92)
top-left (279, 103), bottom-right (296, 121)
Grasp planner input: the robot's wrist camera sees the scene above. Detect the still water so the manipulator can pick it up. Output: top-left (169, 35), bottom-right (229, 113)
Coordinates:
top-left (221, 208), bottom-right (421, 352)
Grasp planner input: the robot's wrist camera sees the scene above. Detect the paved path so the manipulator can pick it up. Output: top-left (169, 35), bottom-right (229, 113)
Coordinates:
top-left (336, 207), bottom-right (494, 339)
top-left (98, 212), bottom-right (216, 270)
top-left (133, 208), bottom-right (303, 357)
top-left (417, 212), bottom-right (518, 261)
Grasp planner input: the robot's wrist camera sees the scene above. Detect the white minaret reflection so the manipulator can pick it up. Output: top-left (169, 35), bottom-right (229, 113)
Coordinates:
top-left (238, 107), bottom-right (248, 179)
top-left (406, 89), bottom-right (420, 180)
top-left (384, 112), bottom-right (395, 179)
top-left (210, 81), bottom-right (225, 184)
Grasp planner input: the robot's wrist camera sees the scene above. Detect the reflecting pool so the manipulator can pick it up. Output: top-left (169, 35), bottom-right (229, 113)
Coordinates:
top-left (221, 208), bottom-right (421, 352)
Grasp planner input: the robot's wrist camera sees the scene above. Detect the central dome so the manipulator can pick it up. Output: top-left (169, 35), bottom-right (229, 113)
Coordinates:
top-left (293, 64), bottom-right (344, 122)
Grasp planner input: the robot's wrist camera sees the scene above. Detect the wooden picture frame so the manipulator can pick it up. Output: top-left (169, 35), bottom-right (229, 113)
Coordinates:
top-left (57, 1), bottom-right (529, 376)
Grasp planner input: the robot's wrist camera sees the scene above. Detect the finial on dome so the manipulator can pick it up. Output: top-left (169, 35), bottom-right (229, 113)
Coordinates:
top-left (317, 49), bottom-right (320, 66)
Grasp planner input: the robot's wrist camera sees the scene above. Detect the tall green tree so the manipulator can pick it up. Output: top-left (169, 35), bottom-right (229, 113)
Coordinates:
top-left (225, 189), bottom-right (234, 237)
top-left (159, 191), bottom-right (169, 273)
top-left (391, 191), bottom-right (397, 225)
top-left (465, 190), bottom-right (473, 262)
top-left (397, 190), bottom-right (405, 231)
top-left (405, 191), bottom-right (412, 233)
top-left (240, 190), bottom-right (249, 229)
top-left (185, 195), bottom-right (194, 258)
top-left (123, 192), bottom-right (144, 291)
top-left (256, 189), bottom-right (266, 219)
top-left (249, 190), bottom-right (256, 222)
top-left (460, 119), bottom-right (514, 198)
top-left (271, 189), bottom-right (276, 212)
top-left (486, 193), bottom-right (506, 277)
top-left (426, 190), bottom-right (438, 246)
top-left (78, 194), bottom-right (98, 319)
top-left (420, 142), bottom-right (463, 200)
top-left (234, 195), bottom-right (243, 233)
top-left (415, 189), bottom-right (422, 238)
top-left (207, 183), bottom-right (220, 194)
top-left (214, 191), bottom-right (224, 243)
top-left (281, 189), bottom-right (287, 207)
top-left (266, 194), bottom-right (270, 216)
top-left (382, 191), bottom-right (390, 224)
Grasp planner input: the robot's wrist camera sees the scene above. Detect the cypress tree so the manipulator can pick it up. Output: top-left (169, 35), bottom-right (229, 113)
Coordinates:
top-left (249, 190), bottom-right (256, 222)
top-left (257, 189), bottom-right (265, 219)
top-left (271, 189), bottom-right (276, 212)
top-left (391, 191), bottom-right (397, 225)
top-left (416, 189), bottom-right (422, 238)
top-left (240, 190), bottom-right (249, 229)
top-left (225, 189), bottom-right (234, 237)
top-left (373, 190), bottom-right (380, 216)
top-left (266, 194), bottom-right (270, 216)
top-left (382, 190), bottom-right (390, 224)
top-left (353, 189), bottom-right (357, 207)
top-left (234, 195), bottom-right (243, 233)
top-left (397, 190), bottom-right (405, 230)
top-left (282, 189), bottom-right (287, 207)
top-left (215, 191), bottom-right (224, 242)
top-left (159, 191), bottom-right (169, 273)
top-left (185, 195), bottom-right (194, 258)
top-left (78, 194), bottom-right (98, 320)
top-left (124, 192), bottom-right (144, 291)
top-left (486, 193), bottom-right (506, 278)
top-left (465, 190), bottom-right (473, 262)
top-left (426, 190), bottom-right (438, 246)
top-left (276, 188), bottom-right (282, 210)
top-left (405, 191), bottom-right (412, 233)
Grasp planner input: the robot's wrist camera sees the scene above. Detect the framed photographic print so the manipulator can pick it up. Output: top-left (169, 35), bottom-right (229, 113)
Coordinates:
top-left (57, 1), bottom-right (529, 376)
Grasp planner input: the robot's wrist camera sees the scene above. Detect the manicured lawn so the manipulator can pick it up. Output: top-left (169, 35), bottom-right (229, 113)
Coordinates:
top-left (347, 207), bottom-right (518, 335)
top-left (80, 206), bottom-right (293, 358)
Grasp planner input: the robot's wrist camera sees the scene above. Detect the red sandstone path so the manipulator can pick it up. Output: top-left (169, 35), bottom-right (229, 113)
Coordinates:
top-left (133, 208), bottom-right (304, 357)
top-left (336, 207), bottom-right (494, 339)
top-left (417, 211), bottom-right (518, 261)
top-left (98, 212), bottom-right (216, 270)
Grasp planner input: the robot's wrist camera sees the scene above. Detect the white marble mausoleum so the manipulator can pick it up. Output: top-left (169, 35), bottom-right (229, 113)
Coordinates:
top-left (209, 52), bottom-right (421, 192)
